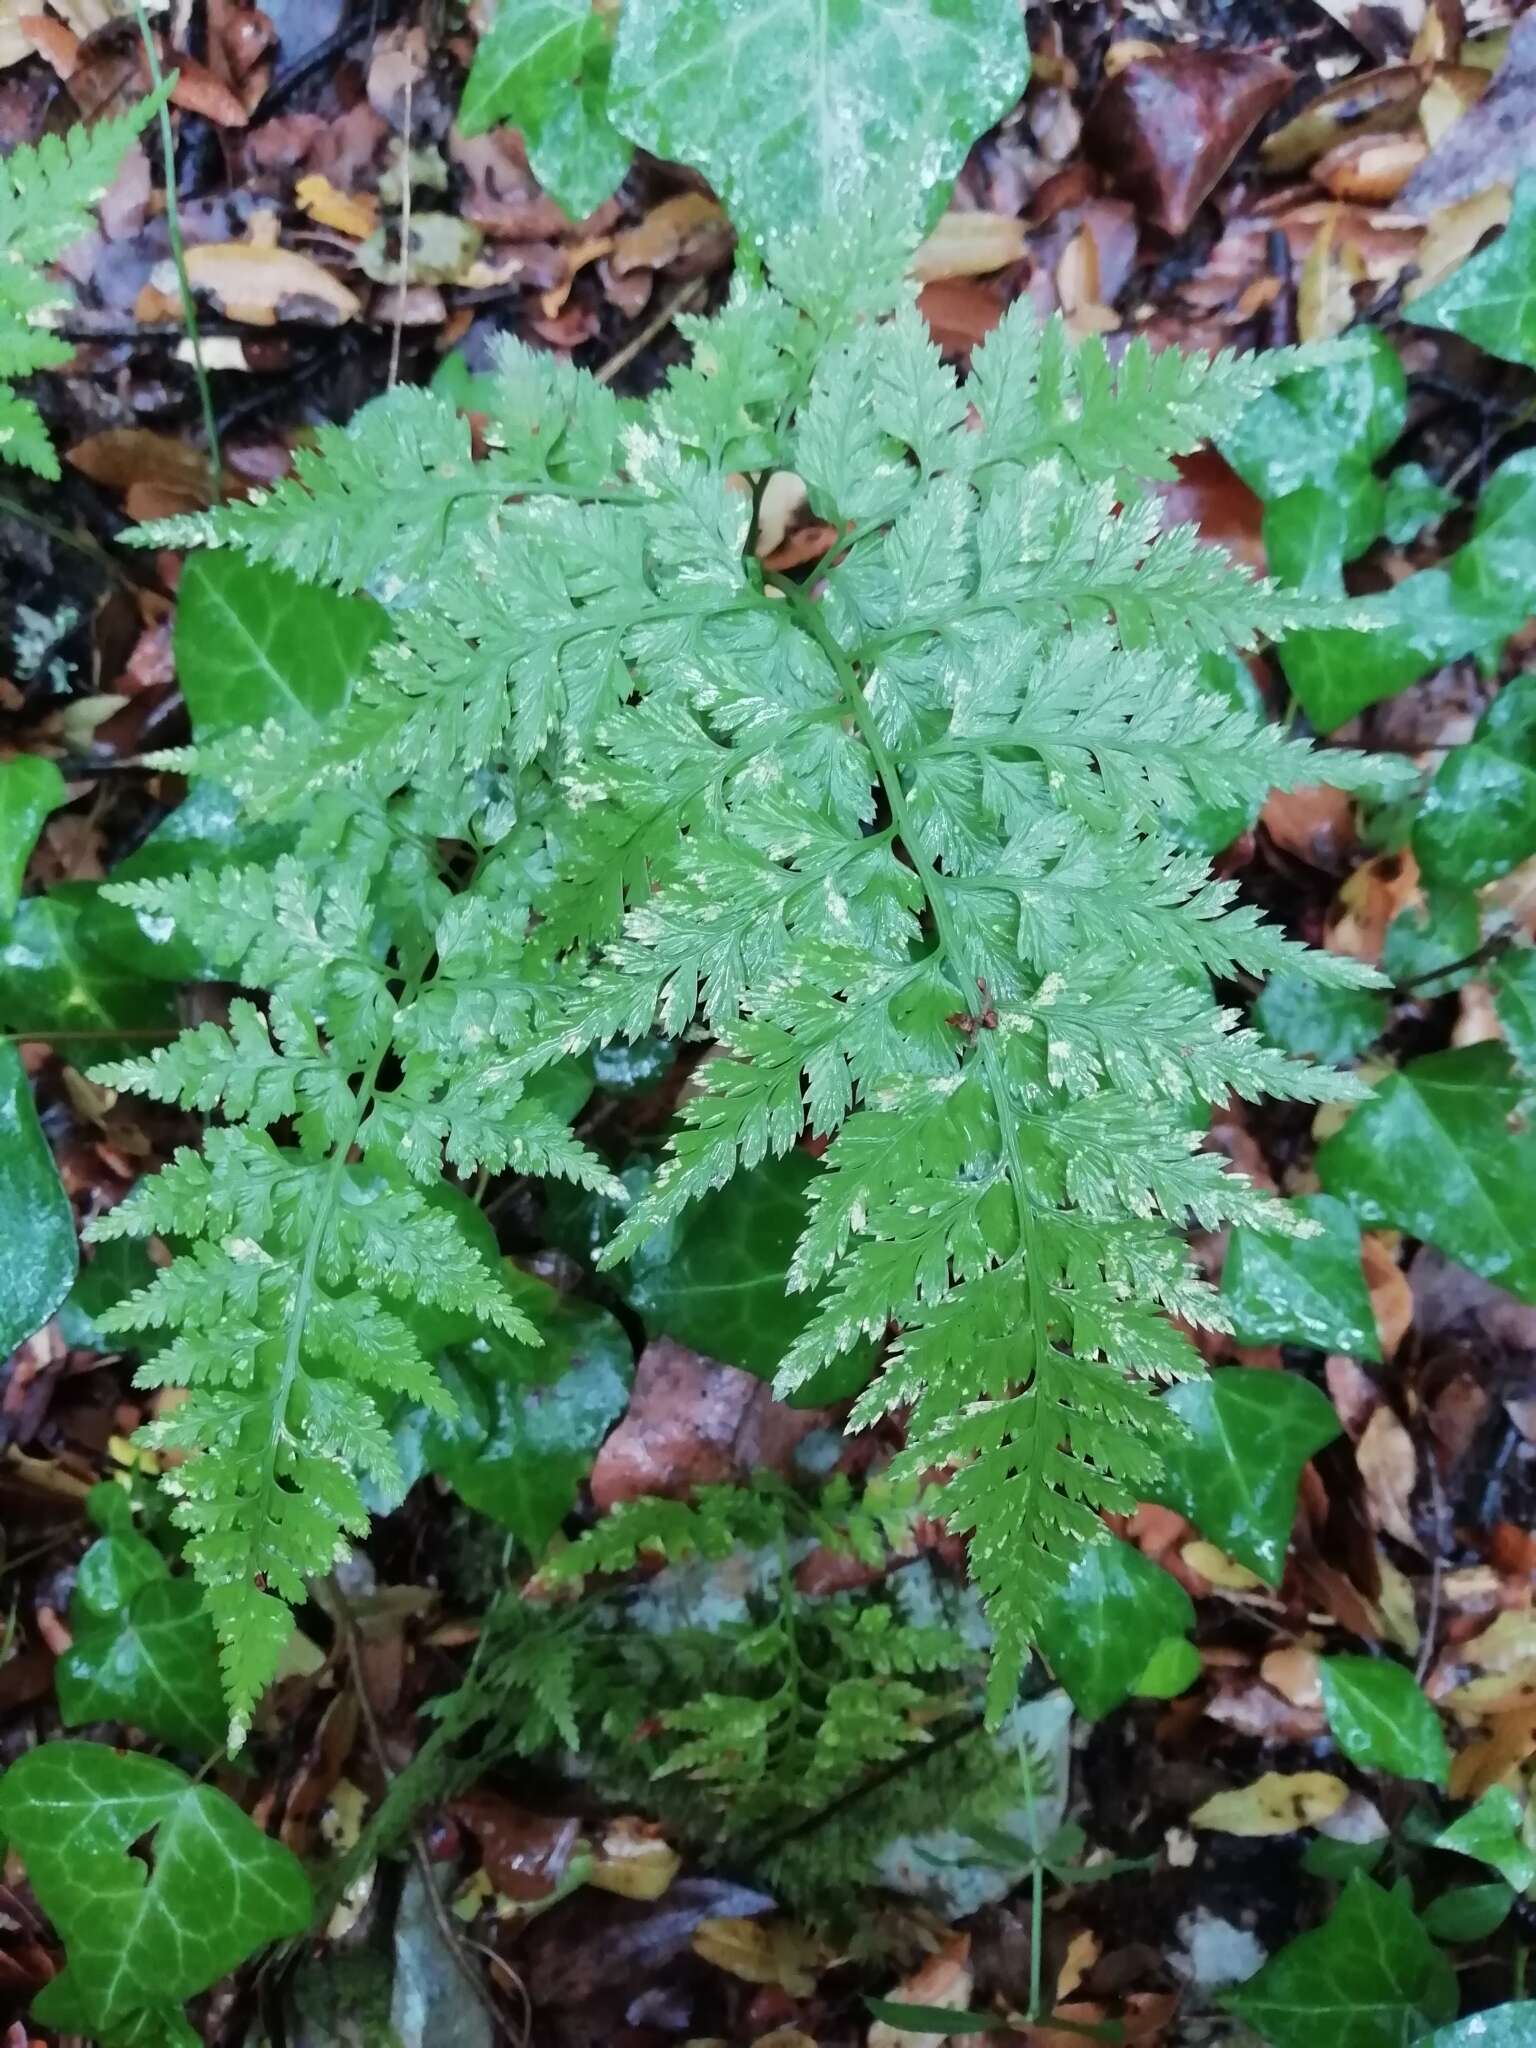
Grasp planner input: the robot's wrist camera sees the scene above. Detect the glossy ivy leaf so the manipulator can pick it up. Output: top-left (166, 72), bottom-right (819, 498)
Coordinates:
top-left (174, 552), bottom-right (389, 739)
top-left (458, 0), bottom-right (630, 220)
top-left (1254, 971), bottom-right (1387, 1065)
top-left (1492, 950), bottom-right (1536, 1073)
top-left (0, 1042), bottom-right (76, 1356)
top-left (609, 0), bottom-right (1028, 246)
top-left (1282, 450), bottom-right (1536, 730)
top-left (58, 1237), bottom-right (164, 1354)
top-left (0, 753), bottom-right (65, 920)
top-left (0, 1741), bottom-right (311, 2044)
top-left (1318, 1045), bottom-right (1536, 1302)
top-left (1435, 1785), bottom-right (1536, 1891)
top-left (1304, 1835), bottom-right (1386, 1882)
top-left (1414, 673), bottom-right (1536, 888)
top-left (1319, 1654), bottom-right (1450, 1785)
top-left (1133, 1633), bottom-right (1202, 1699)
top-left (1036, 1534), bottom-right (1194, 1719)
top-left (1154, 1366), bottom-right (1341, 1585)
top-left (1381, 888), bottom-right (1482, 998)
top-left (619, 1148), bottom-right (871, 1401)
top-left (1263, 484), bottom-right (1366, 596)
top-left (1221, 1193), bottom-right (1380, 1358)
top-left (423, 1266), bottom-right (632, 1551)
top-left (0, 885), bottom-right (178, 1059)
top-left (58, 1568), bottom-right (225, 1754)
top-left (1221, 327), bottom-right (1405, 511)
top-left (1407, 173), bottom-right (1536, 368)
top-left (82, 781), bottom-right (291, 984)
top-left (1421, 1883), bottom-right (1515, 1942)
top-left (1381, 462), bottom-right (1454, 544)
top-left (1225, 1872), bottom-right (1457, 2048)
top-left (1425, 2010), bottom-right (1536, 2047)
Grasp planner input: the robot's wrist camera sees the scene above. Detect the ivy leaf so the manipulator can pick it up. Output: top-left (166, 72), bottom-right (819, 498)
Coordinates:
top-left (1421, 1884), bottom-right (1515, 1942)
top-left (618, 1149), bottom-right (871, 1402)
top-left (1381, 887), bottom-right (1482, 998)
top-left (1221, 1193), bottom-right (1380, 1358)
top-left (459, 0), bottom-right (631, 220)
top-left (1425, 2006), bottom-right (1536, 2045)
top-left (1221, 328), bottom-right (1405, 516)
top-left (1319, 1655), bottom-right (1450, 1786)
top-left (57, 1515), bottom-right (225, 1752)
top-left (0, 1742), bottom-right (311, 2043)
top-left (1407, 173), bottom-right (1536, 368)
top-left (1491, 950), bottom-right (1536, 1073)
top-left (0, 753), bottom-right (66, 920)
top-left (609, 0), bottom-right (1028, 246)
top-left (1413, 674), bottom-right (1536, 888)
top-left (1318, 1045), bottom-right (1536, 1303)
top-left (1153, 1366), bottom-right (1341, 1585)
top-left (1225, 1872), bottom-right (1457, 2048)
top-left (0, 1042), bottom-right (76, 1356)
top-left (423, 1266), bottom-right (632, 1551)
top-left (1036, 1534), bottom-right (1194, 1720)
top-left (1282, 450), bottom-right (1536, 730)
top-left (0, 885), bottom-right (178, 1060)
top-left (1381, 462), bottom-right (1455, 544)
top-left (1253, 972), bottom-right (1387, 1065)
top-left (1434, 1786), bottom-right (1536, 1891)
top-left (174, 553), bottom-right (390, 739)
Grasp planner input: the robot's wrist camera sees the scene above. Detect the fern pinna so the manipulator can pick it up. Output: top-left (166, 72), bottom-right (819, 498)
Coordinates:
top-left (100, 226), bottom-right (1406, 1740)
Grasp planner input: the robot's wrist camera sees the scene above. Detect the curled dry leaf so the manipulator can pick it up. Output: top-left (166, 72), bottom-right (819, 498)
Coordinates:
top-left (1356, 1404), bottom-right (1420, 1549)
top-left (1261, 783), bottom-right (1357, 868)
top-left (1315, 131), bottom-right (1428, 201)
top-left (869, 1933), bottom-right (974, 2048)
top-left (1056, 224), bottom-right (1119, 338)
top-left (1191, 1770), bottom-right (1349, 1835)
top-left (1449, 1701), bottom-right (1536, 1798)
top-left (1262, 1645), bottom-right (1325, 1707)
top-left (1263, 64), bottom-right (1429, 175)
top-left (910, 209), bottom-right (1027, 281)
top-left (611, 192), bottom-right (731, 276)
top-left (1408, 180), bottom-right (1513, 297)
top-left (1084, 45), bottom-right (1294, 235)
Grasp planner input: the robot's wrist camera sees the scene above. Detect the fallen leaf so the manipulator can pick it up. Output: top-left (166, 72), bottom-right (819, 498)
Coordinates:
top-left (1327, 850), bottom-right (1423, 965)
top-left (918, 277), bottom-right (1007, 353)
top-left (449, 1796), bottom-right (581, 1903)
top-left (1261, 784), bottom-right (1357, 868)
top-left (691, 1917), bottom-right (826, 1996)
top-left (1408, 181), bottom-right (1513, 296)
top-left (1449, 1701), bottom-right (1536, 1797)
top-left (1056, 224), bottom-right (1119, 338)
top-left (172, 222), bottom-right (361, 326)
top-left (611, 192), bottom-right (731, 276)
top-left (65, 427), bottom-right (218, 506)
top-left (586, 1817), bottom-right (681, 1901)
top-left (1055, 1928), bottom-right (1101, 2001)
top-left (1356, 1405), bottom-right (1420, 1548)
top-left (1263, 64), bottom-right (1428, 174)
top-left (295, 174), bottom-right (378, 239)
top-left (911, 210), bottom-right (1027, 282)
top-left (869, 1933), bottom-right (974, 2048)
top-left (1315, 131), bottom-right (1428, 200)
top-left (1402, 12), bottom-right (1536, 210)
top-left (1261, 1646), bottom-right (1324, 1706)
top-left (1182, 1541), bottom-right (1268, 1593)
top-left (1297, 202), bottom-right (1365, 339)
top-left (1191, 1770), bottom-right (1349, 1835)
top-left (1362, 1235), bottom-right (1414, 1358)
top-left (1084, 46), bottom-right (1294, 235)
top-left (1376, 1549), bottom-right (1423, 1656)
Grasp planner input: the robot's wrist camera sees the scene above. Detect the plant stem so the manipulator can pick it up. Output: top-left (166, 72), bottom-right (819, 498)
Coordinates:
top-left (132, 5), bottom-right (223, 496)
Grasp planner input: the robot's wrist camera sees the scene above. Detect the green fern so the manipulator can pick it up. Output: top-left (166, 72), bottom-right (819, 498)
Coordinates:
top-left (1, 97), bottom-right (162, 478)
top-left (112, 234), bottom-right (1414, 1741)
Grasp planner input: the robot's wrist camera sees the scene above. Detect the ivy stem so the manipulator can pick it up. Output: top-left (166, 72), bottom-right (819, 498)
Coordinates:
top-left (131, 5), bottom-right (223, 495)
top-left (771, 574), bottom-right (1053, 1380)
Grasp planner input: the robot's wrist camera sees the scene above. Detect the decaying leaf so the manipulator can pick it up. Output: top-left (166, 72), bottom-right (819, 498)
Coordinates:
top-left (1191, 1770), bottom-right (1350, 1835)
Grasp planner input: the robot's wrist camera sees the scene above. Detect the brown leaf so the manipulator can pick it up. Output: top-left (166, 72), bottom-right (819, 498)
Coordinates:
top-left (911, 209), bottom-right (1027, 282)
top-left (1315, 131), bottom-right (1428, 201)
top-left (1154, 451), bottom-right (1266, 574)
top-left (1263, 64), bottom-right (1428, 175)
top-left (918, 276), bottom-right (1007, 353)
top-left (177, 230), bottom-right (361, 325)
top-left (65, 428), bottom-right (216, 505)
top-left (1261, 783), bottom-right (1357, 868)
top-left (450, 1795), bottom-right (582, 1903)
top-left (1362, 1234), bottom-right (1414, 1359)
top-left (1356, 1405), bottom-right (1420, 1548)
top-left (18, 13), bottom-right (78, 78)
top-left (168, 54), bottom-right (250, 129)
top-left (587, 1338), bottom-right (829, 1513)
top-left (1084, 46), bottom-right (1295, 235)
top-left (869, 1934), bottom-right (973, 2048)
top-left (1402, 13), bottom-right (1536, 210)
top-left (1449, 1701), bottom-right (1536, 1798)
top-left (610, 192), bottom-right (731, 276)
top-left (1408, 181), bottom-right (1513, 297)
top-left (1326, 849), bottom-right (1422, 966)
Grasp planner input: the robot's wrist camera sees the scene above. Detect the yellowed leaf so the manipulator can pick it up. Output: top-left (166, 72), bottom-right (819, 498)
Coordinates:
top-left (611, 191), bottom-right (728, 275)
top-left (1464, 1608), bottom-right (1536, 1672)
top-left (1407, 183), bottom-right (1512, 299)
top-left (586, 1816), bottom-right (680, 1900)
top-left (169, 233), bottom-right (361, 326)
top-left (1191, 1770), bottom-right (1348, 1835)
top-left (295, 174), bottom-right (378, 239)
top-left (1357, 1404), bottom-right (1420, 1549)
top-left (1376, 1549), bottom-right (1422, 1656)
top-left (1055, 1928), bottom-right (1101, 2001)
top-left (1182, 1541), bottom-right (1267, 1593)
top-left (1261, 1645), bottom-right (1324, 1707)
top-left (691, 1917), bottom-right (826, 1997)
top-left (910, 210), bottom-right (1027, 282)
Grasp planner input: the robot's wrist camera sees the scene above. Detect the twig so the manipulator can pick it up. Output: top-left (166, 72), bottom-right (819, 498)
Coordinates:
top-left (1392, 932), bottom-right (1513, 995)
top-left (388, 73), bottom-right (413, 392)
top-left (1416, 1459), bottom-right (1449, 1686)
top-left (0, 491), bottom-right (137, 589)
top-left (132, 5), bottom-right (223, 495)
top-left (595, 277), bottom-right (707, 388)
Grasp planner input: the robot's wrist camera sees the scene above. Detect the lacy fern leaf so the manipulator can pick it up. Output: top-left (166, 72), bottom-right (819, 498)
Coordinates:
top-left (1, 97), bottom-right (161, 477)
top-left (115, 241), bottom-right (1413, 1739)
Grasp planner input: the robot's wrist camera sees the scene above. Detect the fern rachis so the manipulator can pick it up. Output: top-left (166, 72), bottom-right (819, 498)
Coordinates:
top-left (102, 229), bottom-right (1412, 1739)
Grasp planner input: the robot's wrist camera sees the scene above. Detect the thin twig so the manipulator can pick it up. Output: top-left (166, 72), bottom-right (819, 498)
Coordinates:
top-left (0, 492), bottom-right (137, 589)
top-left (387, 74), bottom-right (413, 392)
top-left (595, 277), bottom-right (707, 388)
top-left (1393, 932), bottom-right (1513, 995)
top-left (132, 5), bottom-right (223, 495)
top-left (1416, 1458), bottom-right (1448, 1687)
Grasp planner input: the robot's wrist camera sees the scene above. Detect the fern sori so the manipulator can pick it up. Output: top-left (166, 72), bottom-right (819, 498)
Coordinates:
top-left (117, 236), bottom-right (1411, 1738)
top-left (1, 98), bottom-right (160, 477)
